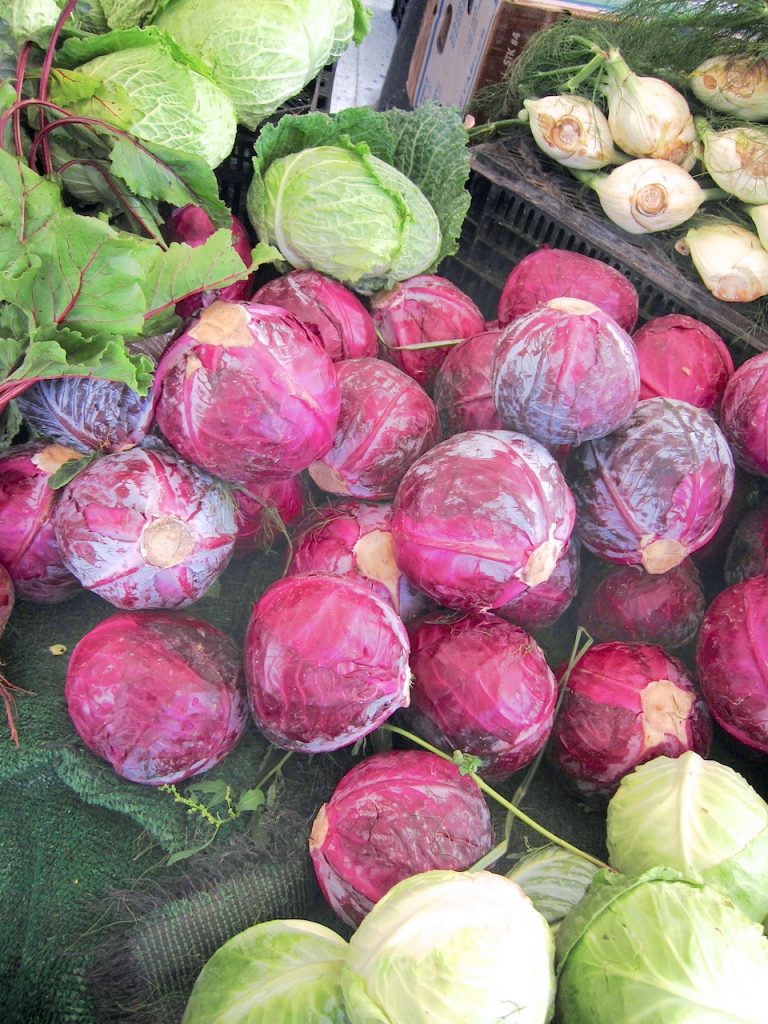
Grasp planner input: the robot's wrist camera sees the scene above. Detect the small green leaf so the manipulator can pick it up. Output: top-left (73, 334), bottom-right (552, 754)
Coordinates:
top-left (0, 402), bottom-right (22, 452)
top-left (265, 779), bottom-right (281, 809)
top-left (237, 788), bottom-right (266, 813)
top-left (48, 452), bottom-right (100, 490)
top-left (452, 750), bottom-right (484, 776)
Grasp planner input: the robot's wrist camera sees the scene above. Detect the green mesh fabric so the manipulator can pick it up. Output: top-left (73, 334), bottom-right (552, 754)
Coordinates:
top-left (0, 551), bottom-right (348, 1024)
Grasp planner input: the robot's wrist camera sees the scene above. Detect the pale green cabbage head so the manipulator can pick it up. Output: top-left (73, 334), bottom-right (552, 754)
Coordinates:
top-left (341, 869), bottom-right (556, 1024)
top-left (607, 751), bottom-right (768, 922)
top-left (506, 845), bottom-right (600, 928)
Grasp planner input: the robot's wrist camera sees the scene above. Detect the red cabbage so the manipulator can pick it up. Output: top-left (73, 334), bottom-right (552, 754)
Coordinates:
top-left (696, 576), bottom-right (768, 754)
top-left (0, 563), bottom-right (13, 636)
top-left (496, 539), bottom-right (581, 631)
top-left (550, 641), bottom-right (712, 796)
top-left (371, 274), bottom-right (485, 393)
top-left (391, 430), bottom-right (576, 612)
top-left (403, 612), bottom-right (558, 780)
top-left (497, 248), bottom-right (639, 332)
top-left (54, 444), bottom-right (236, 609)
top-left (166, 205), bottom-right (253, 320)
top-left (252, 270), bottom-right (377, 361)
top-left (569, 398), bottom-right (734, 574)
top-left (433, 326), bottom-right (505, 435)
top-left (692, 468), bottom-right (763, 573)
top-left (154, 300), bottom-right (340, 485)
top-left (577, 559), bottom-right (705, 650)
top-left (244, 573), bottom-right (411, 753)
top-left (725, 501), bottom-right (768, 584)
top-left (492, 298), bottom-right (640, 446)
top-left (632, 314), bottom-right (733, 411)
top-left (720, 351), bottom-right (768, 476)
top-left (309, 750), bottom-right (494, 926)
top-left (232, 477), bottom-right (304, 556)
top-left (286, 500), bottom-right (429, 622)
top-left (0, 443), bottom-right (81, 603)
top-left (66, 611), bottom-right (247, 785)
top-left (308, 358), bottom-right (440, 500)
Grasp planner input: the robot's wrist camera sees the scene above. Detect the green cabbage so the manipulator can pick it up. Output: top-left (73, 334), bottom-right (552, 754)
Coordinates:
top-left (506, 845), bottom-right (600, 928)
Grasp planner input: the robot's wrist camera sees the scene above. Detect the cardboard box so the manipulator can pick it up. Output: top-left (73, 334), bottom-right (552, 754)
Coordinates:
top-left (406, 0), bottom-right (620, 112)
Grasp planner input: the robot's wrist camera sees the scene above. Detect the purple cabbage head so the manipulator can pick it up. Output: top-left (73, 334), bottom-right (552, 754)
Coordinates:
top-left (53, 444), bottom-right (236, 609)
top-left (233, 476), bottom-right (304, 556)
top-left (371, 274), bottom-right (485, 393)
top-left (16, 376), bottom-right (155, 454)
top-left (309, 749), bottom-right (494, 926)
top-left (391, 430), bottom-right (576, 612)
top-left (496, 539), bottom-right (581, 631)
top-left (404, 612), bottom-right (558, 780)
top-left (286, 500), bottom-right (429, 622)
top-left (492, 298), bottom-right (640, 446)
top-left (66, 611), bottom-right (247, 785)
top-left (308, 358), bottom-right (440, 500)
top-left (154, 300), bottom-right (340, 485)
top-left (433, 325), bottom-right (505, 435)
top-left (720, 351), bottom-right (768, 476)
top-left (550, 641), bottom-right (712, 796)
top-left (244, 573), bottom-right (411, 753)
top-left (569, 398), bottom-right (734, 574)
top-left (725, 501), bottom-right (768, 585)
top-left (252, 270), bottom-right (378, 361)
top-left (696, 576), bottom-right (768, 754)
top-left (0, 442), bottom-right (81, 602)
top-left (0, 563), bottom-right (13, 636)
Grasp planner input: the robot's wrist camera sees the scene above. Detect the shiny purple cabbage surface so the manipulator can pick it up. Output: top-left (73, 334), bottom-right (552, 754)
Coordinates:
top-left (286, 500), bottom-right (429, 621)
top-left (0, 563), bottom-right (13, 636)
top-left (232, 476), bottom-right (304, 556)
top-left (53, 445), bottom-right (236, 609)
top-left (433, 326), bottom-right (505, 435)
top-left (309, 749), bottom-right (494, 926)
top-left (496, 539), bottom-right (581, 632)
top-left (633, 314), bottom-right (733, 411)
top-left (16, 376), bottom-right (155, 455)
top-left (166, 205), bottom-right (253, 320)
top-left (492, 298), bottom-right (640, 446)
top-left (577, 559), bottom-right (705, 650)
top-left (244, 573), bottom-right (411, 753)
top-left (0, 443), bottom-right (81, 602)
top-left (371, 274), bottom-right (485, 393)
top-left (308, 358), bottom-right (440, 500)
top-left (724, 501), bottom-right (768, 584)
top-left (252, 270), bottom-right (377, 361)
top-left (404, 612), bottom-right (558, 780)
top-left (550, 641), bottom-right (712, 796)
top-left (691, 468), bottom-right (763, 573)
top-left (154, 300), bottom-right (340, 485)
top-left (497, 248), bottom-right (639, 333)
top-left (569, 398), bottom-right (734, 574)
top-left (720, 351), bottom-right (768, 476)
top-left (696, 576), bottom-right (768, 754)
top-left (391, 430), bottom-right (576, 612)
top-left (66, 611), bottom-right (247, 785)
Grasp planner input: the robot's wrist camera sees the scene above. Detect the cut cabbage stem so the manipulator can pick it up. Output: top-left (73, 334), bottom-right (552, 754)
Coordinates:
top-left (381, 719), bottom-right (608, 870)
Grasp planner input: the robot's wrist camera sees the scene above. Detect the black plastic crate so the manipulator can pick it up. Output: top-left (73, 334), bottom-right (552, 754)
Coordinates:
top-left (391, 0), bottom-right (412, 29)
top-left (441, 135), bottom-right (768, 354)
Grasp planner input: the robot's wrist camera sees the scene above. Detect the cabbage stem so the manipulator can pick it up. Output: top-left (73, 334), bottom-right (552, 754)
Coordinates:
top-left (381, 722), bottom-right (608, 870)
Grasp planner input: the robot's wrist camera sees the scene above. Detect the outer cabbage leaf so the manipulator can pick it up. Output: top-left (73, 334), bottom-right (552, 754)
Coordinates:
top-left (506, 845), bottom-right (600, 927)
top-left (331, 0), bottom-right (372, 59)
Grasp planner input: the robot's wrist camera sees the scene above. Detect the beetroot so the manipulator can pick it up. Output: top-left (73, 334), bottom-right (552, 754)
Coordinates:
top-left (165, 205), bottom-right (253, 320)
top-left (725, 501), bottom-right (768, 584)
top-left (497, 248), bottom-right (639, 333)
top-left (286, 500), bottom-right (429, 622)
top-left (496, 539), bottom-right (581, 631)
top-left (252, 270), bottom-right (377, 361)
top-left (154, 300), bottom-right (340, 485)
top-left (16, 376), bottom-right (155, 454)
top-left (371, 274), bottom-right (485, 393)
top-left (403, 613), bottom-right (558, 781)
top-left (391, 430), bottom-right (575, 613)
top-left (0, 443), bottom-right (81, 603)
top-left (569, 398), bottom-right (734, 574)
top-left (244, 573), bottom-right (411, 753)
top-left (309, 750), bottom-right (494, 926)
top-left (0, 564), bottom-right (12, 636)
top-left (432, 326), bottom-right (504, 435)
top-left (54, 444), bottom-right (236, 609)
top-left (720, 351), bottom-right (768, 476)
top-left (550, 641), bottom-right (712, 796)
top-left (232, 477), bottom-right (304, 556)
top-left (632, 314), bottom-right (733, 411)
top-left (577, 560), bottom-right (705, 650)
top-left (696, 576), bottom-right (768, 754)
top-left (492, 298), bottom-right (640, 446)
top-left (66, 611), bottom-right (247, 785)
top-left (308, 359), bottom-right (440, 500)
